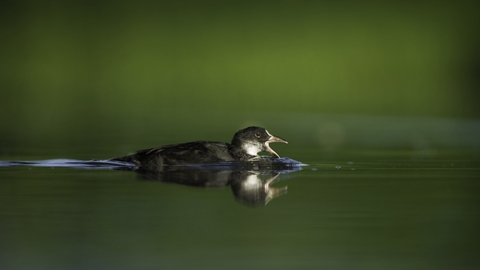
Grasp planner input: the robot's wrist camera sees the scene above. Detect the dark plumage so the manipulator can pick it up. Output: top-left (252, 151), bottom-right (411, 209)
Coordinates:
top-left (111, 126), bottom-right (287, 168)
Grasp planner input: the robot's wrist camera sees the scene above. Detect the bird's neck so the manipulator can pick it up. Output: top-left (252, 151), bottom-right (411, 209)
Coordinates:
top-left (228, 143), bottom-right (258, 161)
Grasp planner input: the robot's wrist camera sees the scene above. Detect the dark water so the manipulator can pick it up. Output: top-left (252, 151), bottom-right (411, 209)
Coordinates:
top-left (1, 116), bottom-right (479, 270)
top-left (1, 149), bottom-right (479, 270)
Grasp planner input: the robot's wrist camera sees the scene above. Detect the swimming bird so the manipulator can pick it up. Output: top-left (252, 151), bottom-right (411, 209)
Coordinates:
top-left (111, 126), bottom-right (287, 168)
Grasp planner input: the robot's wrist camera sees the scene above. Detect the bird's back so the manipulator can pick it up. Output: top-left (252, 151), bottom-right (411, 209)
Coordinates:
top-left (112, 141), bottom-right (234, 168)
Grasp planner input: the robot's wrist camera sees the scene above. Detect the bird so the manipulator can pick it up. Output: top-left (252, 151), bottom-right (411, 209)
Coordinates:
top-left (110, 126), bottom-right (288, 168)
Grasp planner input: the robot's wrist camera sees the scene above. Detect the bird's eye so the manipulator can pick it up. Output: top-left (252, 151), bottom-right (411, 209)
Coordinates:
top-left (254, 132), bottom-right (261, 138)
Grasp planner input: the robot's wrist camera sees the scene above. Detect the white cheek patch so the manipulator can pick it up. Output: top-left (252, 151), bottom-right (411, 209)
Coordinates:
top-left (244, 142), bottom-right (262, 156)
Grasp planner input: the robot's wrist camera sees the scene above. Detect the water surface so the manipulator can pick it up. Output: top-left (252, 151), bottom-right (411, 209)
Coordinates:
top-left (1, 115), bottom-right (479, 270)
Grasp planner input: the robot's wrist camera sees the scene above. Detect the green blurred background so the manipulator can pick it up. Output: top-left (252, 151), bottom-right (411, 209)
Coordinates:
top-left (1, 3), bottom-right (480, 269)
top-left (1, 0), bottom-right (479, 151)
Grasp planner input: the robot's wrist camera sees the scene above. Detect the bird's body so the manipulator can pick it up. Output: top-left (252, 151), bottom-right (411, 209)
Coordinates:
top-left (115, 141), bottom-right (235, 167)
top-left (111, 126), bottom-right (287, 168)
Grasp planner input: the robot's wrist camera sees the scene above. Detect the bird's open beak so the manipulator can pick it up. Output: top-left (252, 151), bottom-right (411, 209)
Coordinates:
top-left (265, 131), bottom-right (288, 158)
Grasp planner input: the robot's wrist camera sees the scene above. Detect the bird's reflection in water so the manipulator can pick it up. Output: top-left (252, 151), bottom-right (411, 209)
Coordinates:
top-left (1, 157), bottom-right (304, 207)
top-left (231, 173), bottom-right (288, 207)
top-left (132, 158), bottom-right (302, 207)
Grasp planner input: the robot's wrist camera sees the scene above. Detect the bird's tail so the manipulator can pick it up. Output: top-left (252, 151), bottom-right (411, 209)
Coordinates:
top-left (109, 154), bottom-right (138, 164)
